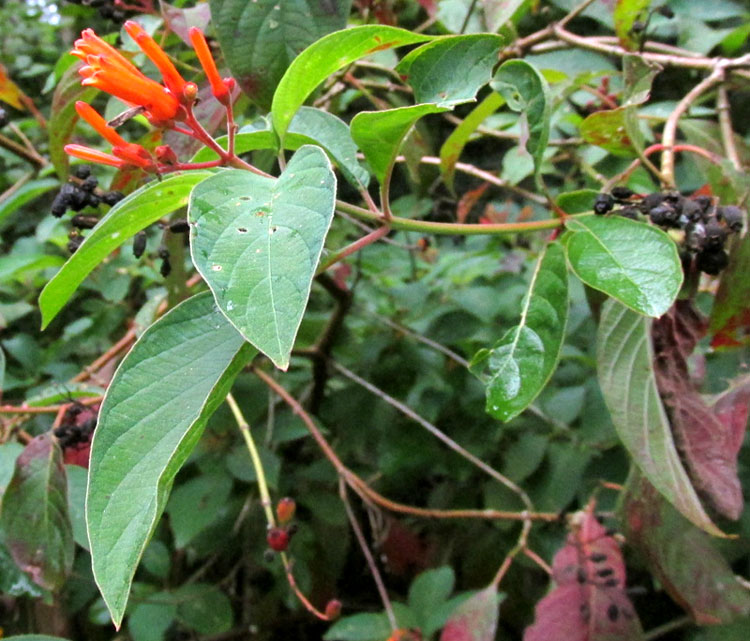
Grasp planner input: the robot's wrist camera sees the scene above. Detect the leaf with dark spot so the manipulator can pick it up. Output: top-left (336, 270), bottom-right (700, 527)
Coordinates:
top-left (652, 301), bottom-right (744, 519)
top-left (524, 505), bottom-right (644, 641)
top-left (440, 585), bottom-right (499, 641)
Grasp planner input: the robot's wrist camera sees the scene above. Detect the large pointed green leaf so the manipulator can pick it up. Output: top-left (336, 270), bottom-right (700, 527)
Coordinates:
top-left (39, 172), bottom-right (212, 329)
top-left (395, 34), bottom-right (504, 107)
top-left (490, 60), bottom-right (550, 175)
top-left (614, 0), bottom-right (651, 51)
top-left (351, 104), bottom-right (448, 186)
top-left (271, 25), bottom-right (431, 141)
top-left (87, 293), bottom-right (253, 626)
top-left (210, 0), bottom-right (352, 110)
top-left (563, 215), bottom-right (682, 317)
top-left (0, 434), bottom-right (73, 591)
top-left (596, 300), bottom-right (722, 536)
top-left (470, 242), bottom-right (568, 422)
top-left (189, 146), bottom-right (336, 370)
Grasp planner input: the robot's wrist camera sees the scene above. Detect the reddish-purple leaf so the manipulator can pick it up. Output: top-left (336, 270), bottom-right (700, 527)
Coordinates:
top-left (524, 507), bottom-right (644, 641)
top-left (621, 470), bottom-right (750, 624)
top-left (440, 586), bottom-right (498, 641)
top-left (0, 433), bottom-right (74, 591)
top-left (652, 301), bottom-right (744, 519)
top-left (709, 231), bottom-right (750, 348)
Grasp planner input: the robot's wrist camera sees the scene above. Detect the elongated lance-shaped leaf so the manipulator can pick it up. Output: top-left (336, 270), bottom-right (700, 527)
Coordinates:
top-left (395, 34), bottom-right (504, 107)
top-left (0, 433), bottom-right (73, 591)
top-left (491, 60), bottom-right (551, 175)
top-left (189, 146), bottom-right (336, 370)
top-left (470, 242), bottom-right (568, 422)
top-left (271, 25), bottom-right (432, 141)
top-left (209, 0), bottom-right (352, 110)
top-left (39, 172), bottom-right (213, 329)
top-left (87, 293), bottom-right (253, 626)
top-left (596, 299), bottom-right (723, 536)
top-left (563, 215), bottom-right (683, 318)
top-left (440, 91), bottom-right (505, 192)
top-left (351, 104), bottom-right (448, 187)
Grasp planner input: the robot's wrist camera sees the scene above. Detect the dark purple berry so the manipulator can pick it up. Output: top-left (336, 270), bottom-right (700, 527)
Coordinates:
top-left (132, 231), bottom-right (147, 258)
top-left (80, 175), bottom-right (98, 192)
top-left (611, 186), bottom-right (634, 200)
top-left (102, 191), bottom-right (125, 206)
top-left (718, 206), bottom-right (744, 232)
top-left (73, 165), bottom-right (91, 179)
top-left (160, 256), bottom-right (172, 278)
top-left (594, 193), bottom-right (614, 215)
top-left (704, 221), bottom-right (727, 250)
top-left (697, 249), bottom-right (729, 275)
top-left (169, 219), bottom-right (190, 233)
top-left (71, 214), bottom-right (99, 229)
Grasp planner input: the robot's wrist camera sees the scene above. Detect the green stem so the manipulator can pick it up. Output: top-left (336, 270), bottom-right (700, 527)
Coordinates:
top-left (335, 199), bottom-right (574, 235)
top-left (226, 393), bottom-right (275, 527)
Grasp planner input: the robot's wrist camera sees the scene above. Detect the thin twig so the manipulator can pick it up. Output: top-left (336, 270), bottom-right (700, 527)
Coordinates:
top-left (339, 479), bottom-right (397, 631)
top-left (643, 616), bottom-right (692, 641)
top-left (717, 84), bottom-right (741, 171)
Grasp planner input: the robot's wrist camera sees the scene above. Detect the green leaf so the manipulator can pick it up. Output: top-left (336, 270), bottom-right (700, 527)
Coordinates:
top-left (470, 242), bottom-right (568, 422)
top-left (614, 0), bottom-right (651, 51)
top-left (395, 35), bottom-right (504, 107)
top-left (65, 464), bottom-right (89, 551)
top-left (440, 585), bottom-right (500, 641)
top-left (439, 91), bottom-right (505, 192)
top-left (128, 593), bottom-right (176, 641)
top-left (39, 172), bottom-right (212, 329)
top-left (189, 146), bottom-right (336, 370)
top-left (409, 567), bottom-right (455, 635)
top-left (3, 637), bottom-right (71, 641)
top-left (0, 254), bottom-right (65, 284)
top-left (351, 104), bottom-right (448, 186)
top-left (621, 469), bottom-right (750, 623)
top-left (49, 62), bottom-right (98, 179)
top-left (0, 178), bottom-right (58, 229)
top-left (210, 0), bottom-right (352, 109)
top-left (563, 215), bottom-right (682, 317)
top-left (0, 434), bottom-right (74, 591)
top-left (272, 25), bottom-right (431, 141)
top-left (87, 293), bottom-right (253, 626)
top-left (166, 472), bottom-right (234, 549)
top-left (174, 583), bottom-right (234, 635)
top-left (324, 613), bottom-right (392, 641)
top-left (596, 300), bottom-right (722, 536)
top-left (490, 60), bottom-right (551, 175)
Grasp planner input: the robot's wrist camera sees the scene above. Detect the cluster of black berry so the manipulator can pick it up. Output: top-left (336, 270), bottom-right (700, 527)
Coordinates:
top-left (53, 402), bottom-right (97, 449)
top-left (0, 107), bottom-right (9, 129)
top-left (594, 188), bottom-right (744, 275)
top-left (51, 166), bottom-right (124, 252)
top-left (63, 0), bottom-right (127, 22)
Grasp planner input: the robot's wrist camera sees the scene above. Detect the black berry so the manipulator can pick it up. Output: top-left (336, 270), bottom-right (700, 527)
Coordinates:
top-left (697, 249), bottom-right (729, 275)
top-left (73, 165), bottom-right (91, 179)
top-left (132, 231), bottom-right (147, 258)
top-left (594, 193), bottom-right (614, 215)
top-left (718, 206), bottom-right (744, 232)
top-left (611, 186), bottom-right (634, 200)
top-left (102, 191), bottom-right (125, 206)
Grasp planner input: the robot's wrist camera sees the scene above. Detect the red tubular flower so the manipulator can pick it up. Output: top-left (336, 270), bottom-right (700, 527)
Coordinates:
top-left (188, 27), bottom-right (230, 105)
top-left (72, 28), bottom-right (180, 123)
top-left (64, 144), bottom-right (126, 169)
top-left (124, 20), bottom-right (189, 100)
top-left (74, 101), bottom-right (154, 170)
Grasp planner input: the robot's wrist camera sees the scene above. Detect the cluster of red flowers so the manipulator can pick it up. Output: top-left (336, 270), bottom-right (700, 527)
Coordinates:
top-left (65, 21), bottom-right (234, 172)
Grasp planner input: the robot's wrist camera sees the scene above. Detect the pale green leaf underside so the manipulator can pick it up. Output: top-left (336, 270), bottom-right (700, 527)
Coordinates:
top-left (87, 293), bottom-right (252, 626)
top-left (596, 300), bottom-right (723, 536)
top-left (471, 242), bottom-right (568, 422)
top-left (39, 172), bottom-right (213, 329)
top-left (563, 215), bottom-right (683, 317)
top-left (189, 145), bottom-right (336, 369)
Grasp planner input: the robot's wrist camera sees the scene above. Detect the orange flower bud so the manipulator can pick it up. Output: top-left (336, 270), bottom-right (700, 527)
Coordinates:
top-left (276, 497), bottom-right (296, 524)
top-left (124, 21), bottom-right (188, 99)
top-left (64, 144), bottom-right (126, 169)
top-left (324, 599), bottom-right (342, 621)
top-left (189, 27), bottom-right (230, 105)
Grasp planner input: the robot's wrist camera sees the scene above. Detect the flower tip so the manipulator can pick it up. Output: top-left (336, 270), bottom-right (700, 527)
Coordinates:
top-left (183, 82), bottom-right (198, 102)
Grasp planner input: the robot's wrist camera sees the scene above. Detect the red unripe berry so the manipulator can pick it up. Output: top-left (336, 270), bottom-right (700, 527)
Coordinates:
top-left (325, 599), bottom-right (342, 621)
top-left (276, 497), bottom-right (296, 524)
top-left (266, 527), bottom-right (290, 552)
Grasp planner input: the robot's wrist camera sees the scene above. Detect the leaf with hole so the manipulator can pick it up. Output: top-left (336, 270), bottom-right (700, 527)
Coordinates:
top-left (596, 299), bottom-right (723, 536)
top-left (563, 215), bottom-right (682, 318)
top-left (189, 145), bottom-right (336, 369)
top-left (471, 242), bottom-right (568, 422)
top-left (87, 293), bottom-right (253, 626)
